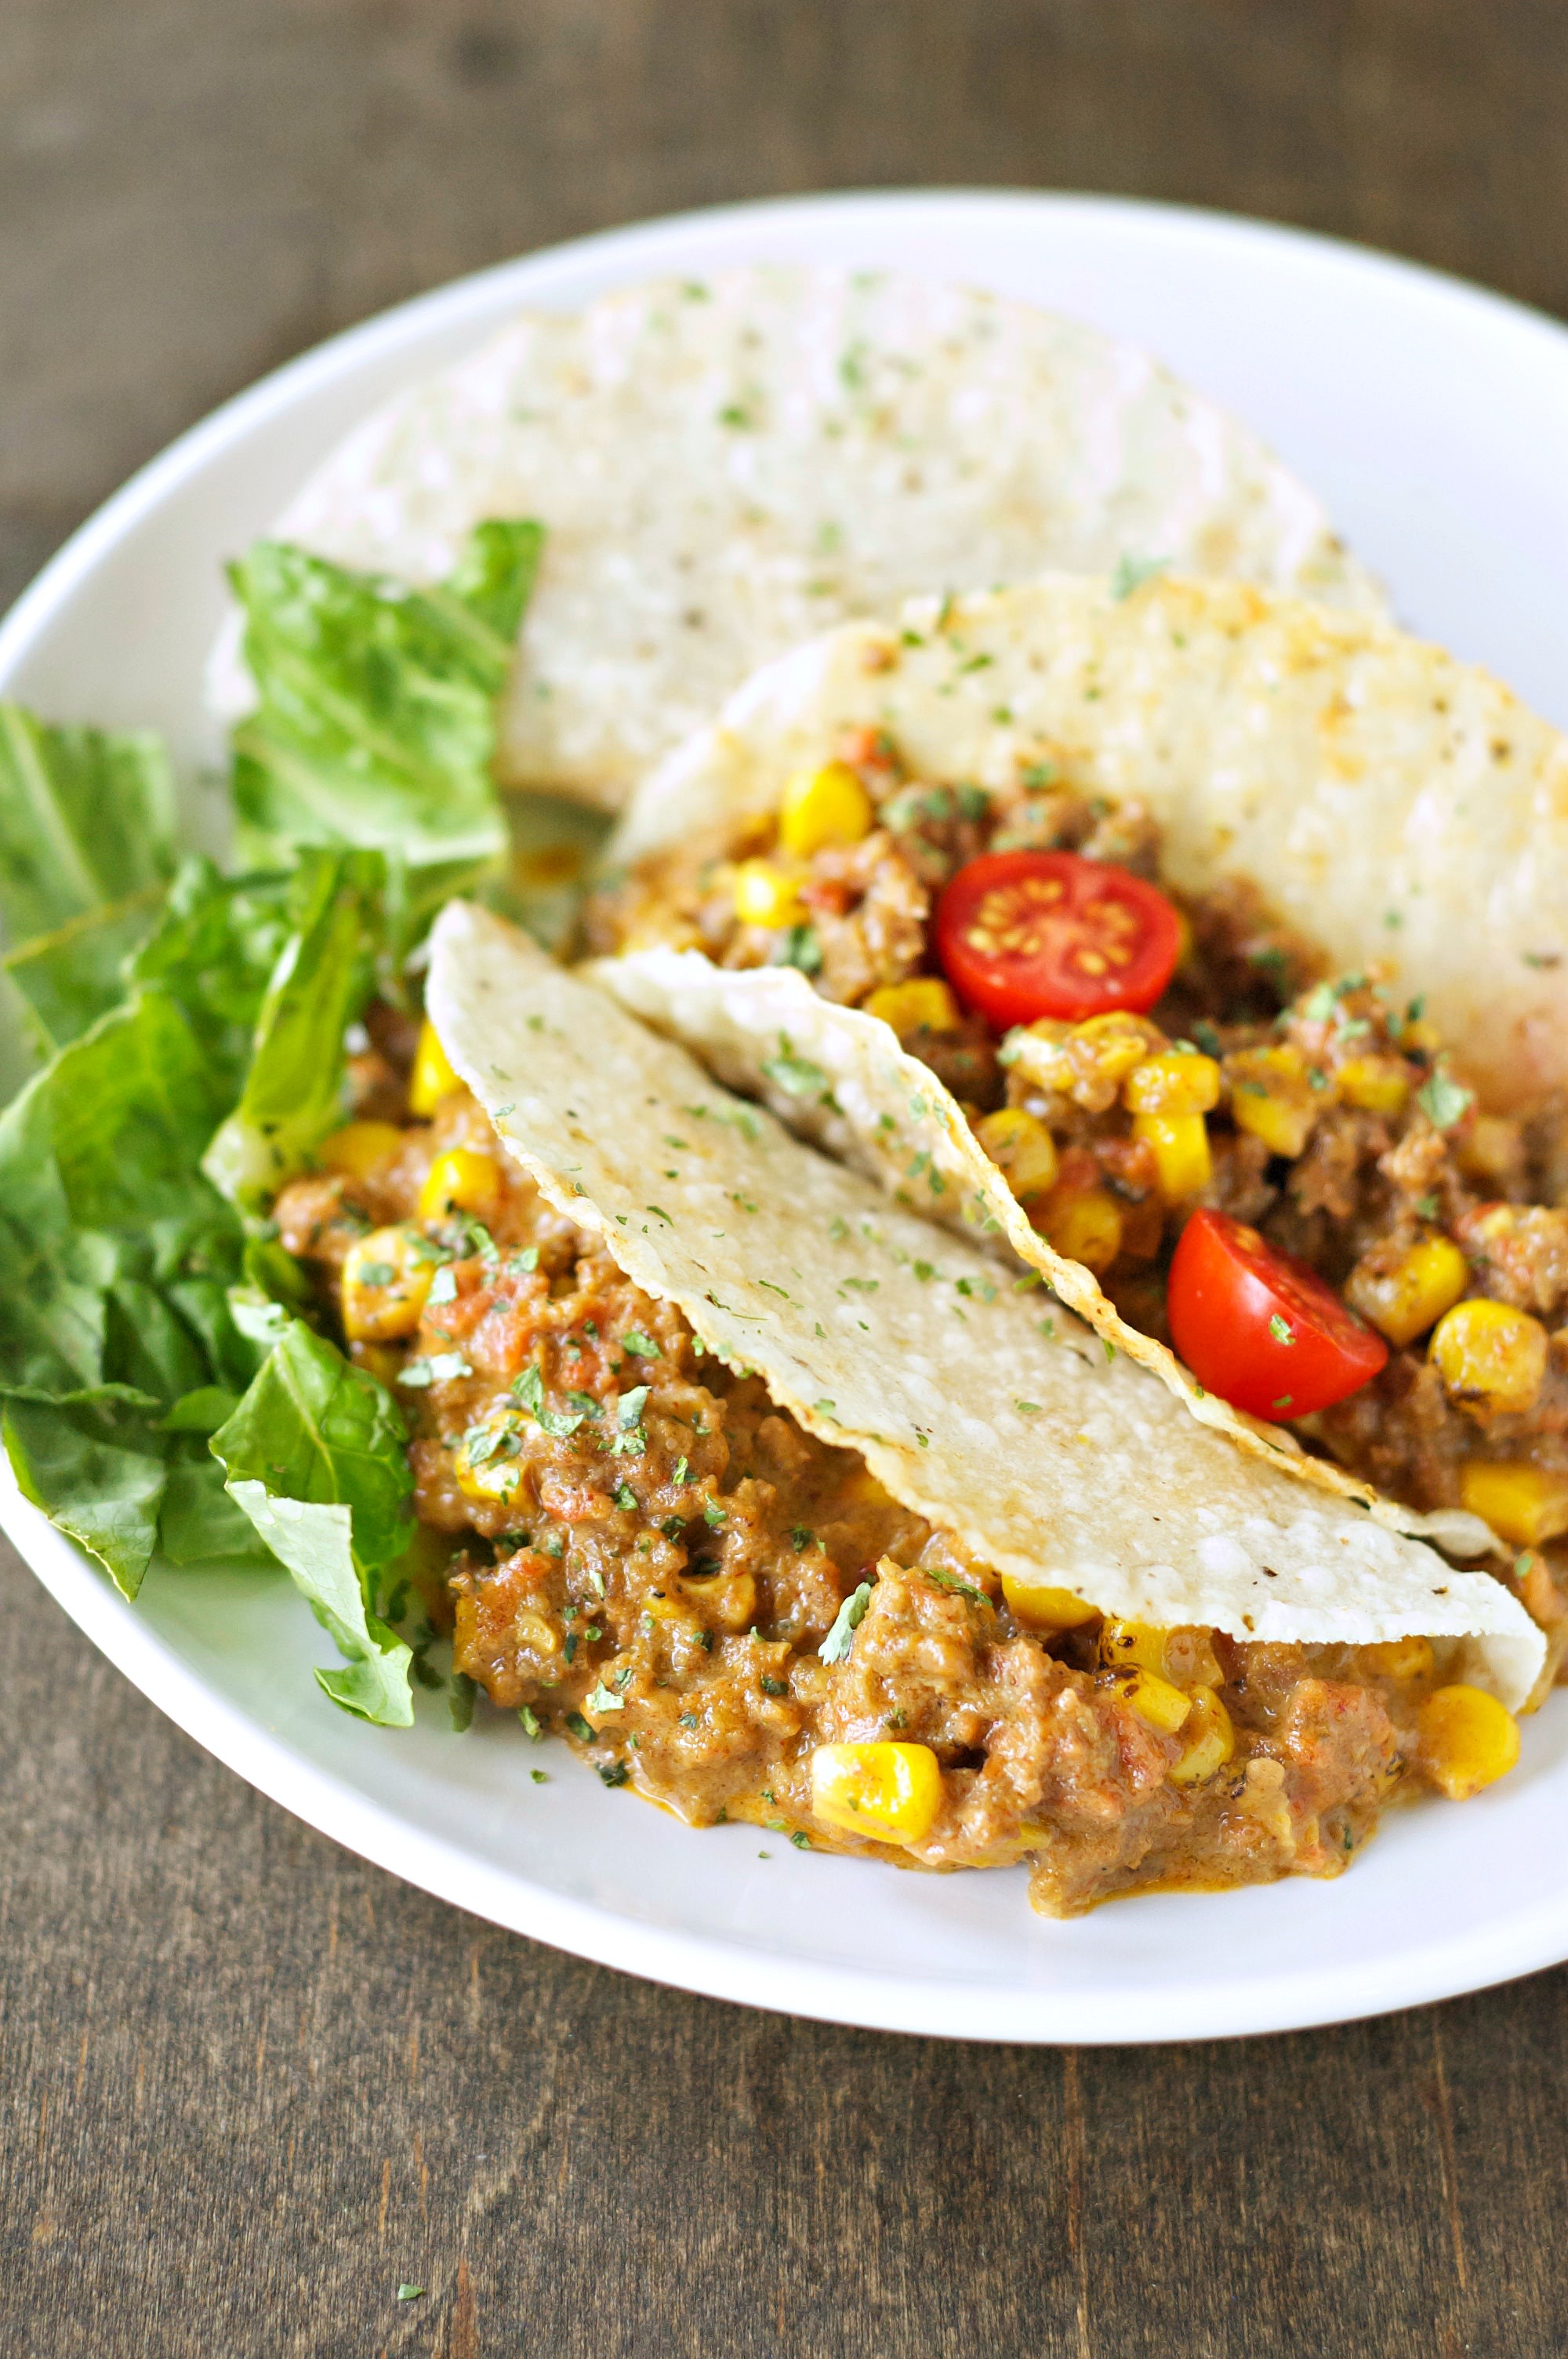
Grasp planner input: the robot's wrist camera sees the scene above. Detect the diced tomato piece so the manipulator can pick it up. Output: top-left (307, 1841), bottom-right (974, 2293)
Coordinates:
top-left (1167, 1209), bottom-right (1388, 1421)
top-left (935, 850), bottom-right (1182, 1029)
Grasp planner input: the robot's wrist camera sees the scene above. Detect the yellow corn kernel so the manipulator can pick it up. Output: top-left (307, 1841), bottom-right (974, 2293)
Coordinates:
top-left (1345, 1234), bottom-right (1469, 1348)
top-left (641, 1593), bottom-right (689, 1627)
top-left (1001, 1574), bottom-right (1098, 1631)
top-left (1100, 1618), bottom-right (1171, 1677)
top-left (1069, 1011), bottom-right (1156, 1089)
top-left (408, 1017), bottom-right (460, 1116)
top-left (1161, 1627), bottom-right (1226, 1691)
top-left (418, 1148), bottom-right (504, 1224)
top-left (863, 976), bottom-right (961, 1038)
top-left (732, 858), bottom-right (805, 929)
top-left (682, 1571), bottom-right (757, 1632)
top-left (1459, 1461), bottom-right (1568, 1548)
top-left (1336, 1055), bottom-right (1410, 1115)
top-left (778, 760), bottom-right (874, 858)
top-left (1416, 1684), bottom-right (1521, 1800)
top-left (340, 1226), bottom-right (436, 1342)
top-left (1168, 1688), bottom-right (1235, 1786)
top-left (1036, 1182), bottom-right (1123, 1274)
top-left (1115, 1667), bottom-right (1193, 1736)
top-left (321, 1119), bottom-right (405, 1180)
top-left (1132, 1110), bottom-right (1212, 1201)
top-left (454, 1414), bottom-right (527, 1507)
top-left (1458, 1114), bottom-right (1523, 1185)
top-left (1402, 1016), bottom-right (1443, 1058)
top-left (811, 1741), bottom-right (943, 1845)
top-left (973, 1107), bottom-right (1059, 1204)
top-left (1225, 1043), bottom-right (1322, 1158)
top-left (1361, 1634), bottom-right (1437, 1682)
top-left (1123, 1052), bottom-right (1221, 1118)
top-left (1430, 1298), bottom-right (1548, 1415)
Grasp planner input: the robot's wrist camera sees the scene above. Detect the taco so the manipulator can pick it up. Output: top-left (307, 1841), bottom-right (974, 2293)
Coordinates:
top-left (211, 267), bottom-right (1383, 811)
top-left (586, 572), bottom-right (1568, 1617)
top-left (327, 899), bottom-right (1544, 1917)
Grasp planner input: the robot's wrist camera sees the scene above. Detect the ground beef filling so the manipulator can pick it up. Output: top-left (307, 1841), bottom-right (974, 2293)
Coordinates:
top-left (274, 1085), bottom-right (1466, 1916)
top-left (587, 731), bottom-right (1568, 1658)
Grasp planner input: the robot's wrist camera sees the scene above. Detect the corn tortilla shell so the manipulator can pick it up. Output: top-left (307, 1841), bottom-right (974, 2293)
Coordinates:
top-left (212, 268), bottom-right (1382, 810)
top-left (608, 572), bottom-right (1568, 1110)
top-left (426, 902), bottom-right (1541, 1709)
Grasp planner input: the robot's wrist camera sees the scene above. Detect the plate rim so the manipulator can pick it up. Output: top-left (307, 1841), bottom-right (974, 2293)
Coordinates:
top-left (8, 185), bottom-right (1568, 2042)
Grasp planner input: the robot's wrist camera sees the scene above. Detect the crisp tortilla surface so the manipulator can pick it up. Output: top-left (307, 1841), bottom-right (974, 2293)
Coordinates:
top-left (609, 573), bottom-right (1568, 1110)
top-left (214, 268), bottom-right (1381, 809)
top-left (426, 903), bottom-right (1541, 1707)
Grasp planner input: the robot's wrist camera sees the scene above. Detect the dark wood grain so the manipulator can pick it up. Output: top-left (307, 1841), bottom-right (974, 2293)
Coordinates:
top-left (5, 4), bottom-right (1568, 2352)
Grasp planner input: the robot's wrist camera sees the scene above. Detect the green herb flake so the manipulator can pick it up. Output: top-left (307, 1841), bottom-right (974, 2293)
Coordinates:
top-left (565, 1710), bottom-right (597, 1743)
top-left (518, 1704), bottom-right (543, 1740)
top-left (622, 1329), bottom-right (661, 1358)
top-left (820, 1578), bottom-right (874, 1664)
top-left (1110, 552), bottom-right (1167, 600)
top-left (397, 2284), bottom-right (425, 2303)
top-left (1015, 1399), bottom-right (1041, 1416)
top-left (1269, 1314), bottom-right (1296, 1346)
top-left (1417, 1071), bottom-right (1473, 1132)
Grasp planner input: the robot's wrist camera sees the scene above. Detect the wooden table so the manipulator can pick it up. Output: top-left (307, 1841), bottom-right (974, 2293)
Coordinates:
top-left (5, 5), bottom-right (1568, 2351)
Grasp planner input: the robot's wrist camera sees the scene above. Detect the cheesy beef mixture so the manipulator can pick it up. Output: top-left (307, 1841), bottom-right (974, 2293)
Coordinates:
top-left (267, 1023), bottom-right (1519, 1916)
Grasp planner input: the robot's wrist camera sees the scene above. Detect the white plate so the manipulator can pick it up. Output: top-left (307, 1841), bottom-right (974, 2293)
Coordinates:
top-left (7, 191), bottom-right (1568, 2044)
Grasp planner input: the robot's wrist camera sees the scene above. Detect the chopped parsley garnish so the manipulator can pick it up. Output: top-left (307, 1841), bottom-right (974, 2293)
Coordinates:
top-left (508, 1245), bottom-right (540, 1274)
top-left (760, 1676), bottom-right (789, 1698)
top-left (618, 1384), bottom-right (651, 1429)
top-left (1014, 1399), bottom-right (1041, 1416)
top-left (924, 1567), bottom-right (985, 1604)
top-left (513, 1362), bottom-right (584, 1438)
top-left (813, 1398), bottom-right (836, 1416)
top-left (586, 1681), bottom-right (624, 1715)
top-left (1269, 1314), bottom-right (1296, 1346)
top-left (702, 1499), bottom-right (726, 1528)
top-left (790, 1525), bottom-right (813, 1551)
top-left (598, 1761), bottom-right (630, 1787)
top-left (1110, 551), bottom-right (1167, 599)
top-left (565, 1711), bottom-right (597, 1743)
top-left (358, 1261), bottom-right (395, 1287)
top-left (1272, 1395), bottom-right (1294, 1411)
top-left (397, 1351), bottom-right (474, 1388)
top-left (1417, 1071), bottom-right (1473, 1131)
top-left (774, 923), bottom-right (823, 975)
top-left (518, 1705), bottom-right (543, 1739)
top-left (672, 1455), bottom-right (689, 1486)
top-left (614, 1482), bottom-right (637, 1510)
top-left (820, 1579), bottom-right (874, 1664)
top-left (622, 1330), bottom-right (661, 1358)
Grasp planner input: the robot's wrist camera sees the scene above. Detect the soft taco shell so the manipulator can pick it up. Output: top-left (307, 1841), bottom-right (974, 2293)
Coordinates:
top-left (426, 901), bottom-right (1541, 1707)
top-left (607, 572), bottom-right (1568, 1110)
top-left (213, 268), bottom-right (1383, 810)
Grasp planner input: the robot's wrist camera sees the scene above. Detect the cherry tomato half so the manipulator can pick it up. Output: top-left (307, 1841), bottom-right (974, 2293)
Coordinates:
top-left (934, 849), bottom-right (1183, 1029)
top-left (1167, 1209), bottom-right (1388, 1422)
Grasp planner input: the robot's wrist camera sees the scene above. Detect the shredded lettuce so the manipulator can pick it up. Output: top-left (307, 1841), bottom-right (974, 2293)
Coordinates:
top-left (227, 520), bottom-right (541, 874)
top-left (210, 1321), bottom-right (415, 1724)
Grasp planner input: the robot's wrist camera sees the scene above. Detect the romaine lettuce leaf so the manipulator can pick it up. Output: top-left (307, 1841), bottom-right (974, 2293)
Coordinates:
top-left (2, 890), bottom-right (167, 1060)
top-left (201, 847), bottom-right (383, 1209)
top-left (227, 519), bottom-right (541, 874)
top-left (210, 1321), bottom-right (415, 1724)
top-left (0, 703), bottom-right (177, 943)
top-left (2, 1394), bottom-right (169, 1597)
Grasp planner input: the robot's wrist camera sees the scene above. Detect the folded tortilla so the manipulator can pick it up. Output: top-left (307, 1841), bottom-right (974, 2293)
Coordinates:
top-left (212, 268), bottom-right (1383, 810)
top-left (426, 902), bottom-right (1542, 1710)
top-left (607, 572), bottom-right (1568, 1111)
top-left (593, 572), bottom-right (1568, 1524)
